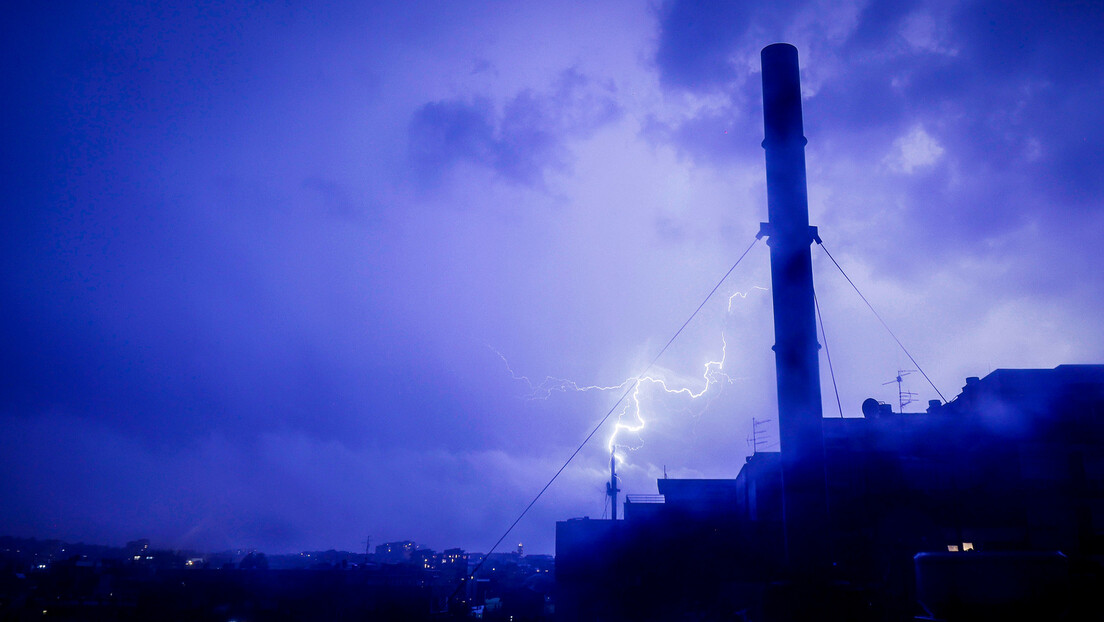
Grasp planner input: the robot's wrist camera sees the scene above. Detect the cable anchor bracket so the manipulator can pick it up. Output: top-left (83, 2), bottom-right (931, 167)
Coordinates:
top-left (757, 222), bottom-right (822, 245)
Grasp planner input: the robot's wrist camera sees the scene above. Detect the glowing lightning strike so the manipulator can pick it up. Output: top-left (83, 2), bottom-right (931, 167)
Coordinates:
top-left (489, 347), bottom-right (632, 400)
top-left (492, 285), bottom-right (765, 462)
top-left (492, 336), bottom-right (736, 455)
top-left (728, 286), bottom-right (768, 312)
top-left (605, 333), bottom-right (735, 454)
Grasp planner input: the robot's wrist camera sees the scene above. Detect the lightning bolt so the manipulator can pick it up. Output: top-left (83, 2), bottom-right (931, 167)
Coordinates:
top-left (728, 286), bottom-right (768, 312)
top-left (606, 333), bottom-right (735, 454)
top-left (493, 285), bottom-right (765, 461)
top-left (489, 347), bottom-right (632, 399)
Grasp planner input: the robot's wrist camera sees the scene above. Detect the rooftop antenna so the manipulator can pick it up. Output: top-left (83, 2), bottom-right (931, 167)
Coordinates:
top-left (883, 369), bottom-right (918, 413)
top-left (606, 448), bottom-right (621, 521)
top-left (746, 417), bottom-right (775, 454)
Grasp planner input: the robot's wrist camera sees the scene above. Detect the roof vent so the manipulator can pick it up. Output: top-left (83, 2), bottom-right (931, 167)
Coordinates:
top-left (862, 398), bottom-right (892, 418)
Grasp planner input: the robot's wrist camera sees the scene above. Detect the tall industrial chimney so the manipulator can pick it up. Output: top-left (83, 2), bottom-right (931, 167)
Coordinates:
top-left (760, 43), bottom-right (829, 573)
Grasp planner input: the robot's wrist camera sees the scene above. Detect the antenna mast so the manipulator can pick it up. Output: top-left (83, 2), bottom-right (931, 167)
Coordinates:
top-left (883, 369), bottom-right (918, 413)
top-left (747, 417), bottom-right (774, 455)
top-left (606, 449), bottom-right (620, 521)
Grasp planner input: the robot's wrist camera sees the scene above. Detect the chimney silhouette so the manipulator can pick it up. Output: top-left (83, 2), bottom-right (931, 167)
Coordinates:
top-left (760, 43), bottom-right (829, 573)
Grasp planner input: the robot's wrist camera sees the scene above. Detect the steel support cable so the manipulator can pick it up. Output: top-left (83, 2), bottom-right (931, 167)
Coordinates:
top-left (456, 236), bottom-right (761, 594)
top-left (812, 286), bottom-right (844, 418)
top-left (817, 242), bottom-right (948, 403)
top-left (812, 285), bottom-right (839, 567)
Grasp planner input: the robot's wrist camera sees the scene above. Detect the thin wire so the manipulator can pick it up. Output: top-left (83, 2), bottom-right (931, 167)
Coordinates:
top-left (455, 236), bottom-right (761, 594)
top-left (812, 287), bottom-right (836, 563)
top-left (818, 242), bottom-right (947, 403)
top-left (812, 286), bottom-right (844, 418)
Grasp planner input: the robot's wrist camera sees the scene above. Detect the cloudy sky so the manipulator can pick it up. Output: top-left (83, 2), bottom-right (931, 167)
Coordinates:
top-left (3, 1), bottom-right (1102, 555)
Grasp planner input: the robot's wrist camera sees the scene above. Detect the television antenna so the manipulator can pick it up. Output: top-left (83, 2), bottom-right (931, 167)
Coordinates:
top-left (883, 370), bottom-right (918, 413)
top-left (747, 417), bottom-right (776, 454)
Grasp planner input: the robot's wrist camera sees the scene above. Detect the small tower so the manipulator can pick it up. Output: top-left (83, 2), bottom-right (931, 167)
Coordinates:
top-left (606, 449), bottom-right (620, 520)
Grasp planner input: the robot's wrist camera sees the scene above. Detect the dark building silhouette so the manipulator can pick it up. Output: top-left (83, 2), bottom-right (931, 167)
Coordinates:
top-left (557, 365), bottom-right (1104, 621)
top-left (556, 42), bottom-right (1104, 621)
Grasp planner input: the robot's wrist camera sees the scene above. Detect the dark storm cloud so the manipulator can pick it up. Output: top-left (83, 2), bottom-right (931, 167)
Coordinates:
top-left (0, 170), bottom-right (469, 451)
top-left (850, 0), bottom-right (1104, 242)
top-left (648, 0), bottom-right (1104, 257)
top-left (0, 3), bottom-right (417, 449)
top-left (653, 0), bottom-right (808, 93)
top-left (649, 0), bottom-right (932, 162)
top-left (409, 98), bottom-right (497, 180)
top-left (838, 0), bottom-right (922, 56)
top-left (948, 0), bottom-right (1104, 208)
top-left (641, 104), bottom-right (763, 164)
top-left (408, 68), bottom-right (622, 186)
top-left (653, 0), bottom-right (751, 92)
top-left (645, 0), bottom-right (812, 163)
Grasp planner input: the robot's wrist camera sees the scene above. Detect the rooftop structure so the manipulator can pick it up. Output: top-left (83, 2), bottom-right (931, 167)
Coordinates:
top-left (557, 365), bottom-right (1104, 620)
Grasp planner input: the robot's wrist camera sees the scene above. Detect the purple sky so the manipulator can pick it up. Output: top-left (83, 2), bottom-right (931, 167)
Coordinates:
top-left (2, 1), bottom-right (1102, 555)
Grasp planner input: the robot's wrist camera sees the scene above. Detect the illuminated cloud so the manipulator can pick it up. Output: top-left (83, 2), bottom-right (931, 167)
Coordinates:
top-left (899, 10), bottom-right (958, 56)
top-left (884, 125), bottom-right (945, 173)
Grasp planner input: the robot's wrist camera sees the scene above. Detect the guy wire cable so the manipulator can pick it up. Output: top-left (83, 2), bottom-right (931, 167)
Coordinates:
top-left (454, 235), bottom-right (762, 596)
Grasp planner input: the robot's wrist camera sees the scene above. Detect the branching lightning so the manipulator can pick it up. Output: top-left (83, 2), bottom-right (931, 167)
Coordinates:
top-left (490, 348), bottom-right (632, 399)
top-left (605, 333), bottom-right (735, 454)
top-left (728, 286), bottom-right (768, 312)
top-left (492, 285), bottom-right (767, 461)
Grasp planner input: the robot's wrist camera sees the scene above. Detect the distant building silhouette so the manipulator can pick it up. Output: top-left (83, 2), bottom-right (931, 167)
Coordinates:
top-left (375, 540), bottom-right (415, 564)
top-left (0, 537), bottom-right (550, 620)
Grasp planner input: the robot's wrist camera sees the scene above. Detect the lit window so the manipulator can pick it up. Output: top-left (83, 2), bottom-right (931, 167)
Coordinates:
top-left (962, 542), bottom-right (974, 551)
top-left (947, 545), bottom-right (959, 552)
